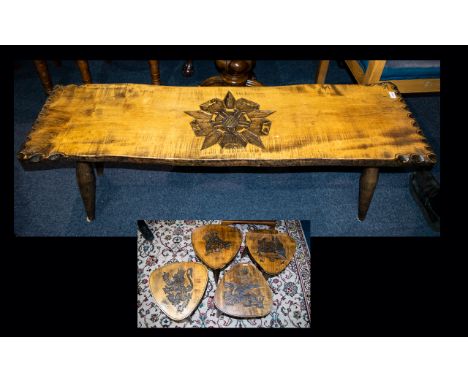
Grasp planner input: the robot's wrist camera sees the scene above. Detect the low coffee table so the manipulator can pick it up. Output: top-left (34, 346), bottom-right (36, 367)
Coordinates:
top-left (18, 83), bottom-right (436, 221)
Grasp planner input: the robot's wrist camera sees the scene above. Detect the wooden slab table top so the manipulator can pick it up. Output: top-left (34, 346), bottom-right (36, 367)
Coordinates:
top-left (18, 83), bottom-right (437, 221)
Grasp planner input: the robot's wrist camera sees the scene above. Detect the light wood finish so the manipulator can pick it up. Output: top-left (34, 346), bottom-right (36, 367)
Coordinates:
top-left (246, 231), bottom-right (296, 275)
top-left (345, 60), bottom-right (440, 93)
top-left (345, 60), bottom-right (366, 83)
top-left (34, 60), bottom-right (53, 94)
top-left (214, 263), bottom-right (273, 318)
top-left (76, 161), bottom-right (95, 222)
top-left (18, 83), bottom-right (435, 168)
top-left (362, 60), bottom-right (386, 84)
top-left (315, 60), bottom-right (330, 84)
top-left (75, 60), bottom-right (104, 175)
top-left (148, 60), bottom-right (161, 85)
top-left (76, 60), bottom-right (92, 84)
top-left (358, 167), bottom-right (379, 221)
top-left (149, 262), bottom-right (208, 321)
top-left (390, 79), bottom-right (440, 93)
top-left (191, 224), bottom-right (242, 270)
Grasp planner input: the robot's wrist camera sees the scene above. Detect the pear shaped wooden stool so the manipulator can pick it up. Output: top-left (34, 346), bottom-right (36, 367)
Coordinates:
top-left (149, 262), bottom-right (208, 321)
top-left (246, 231), bottom-right (297, 277)
top-left (191, 224), bottom-right (242, 283)
top-left (214, 263), bottom-right (273, 318)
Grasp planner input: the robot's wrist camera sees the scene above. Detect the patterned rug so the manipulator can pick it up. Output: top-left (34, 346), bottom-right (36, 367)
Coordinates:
top-left (137, 220), bottom-right (311, 328)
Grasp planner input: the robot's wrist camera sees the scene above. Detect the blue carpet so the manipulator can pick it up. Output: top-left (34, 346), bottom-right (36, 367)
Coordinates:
top-left (14, 60), bottom-right (440, 236)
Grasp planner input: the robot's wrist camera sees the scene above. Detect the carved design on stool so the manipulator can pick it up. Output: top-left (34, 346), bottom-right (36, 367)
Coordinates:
top-left (162, 268), bottom-right (193, 313)
top-left (223, 281), bottom-right (264, 308)
top-left (214, 263), bottom-right (273, 317)
top-left (223, 266), bottom-right (264, 308)
top-left (257, 236), bottom-right (287, 262)
top-left (204, 231), bottom-right (232, 254)
top-left (185, 91), bottom-right (274, 150)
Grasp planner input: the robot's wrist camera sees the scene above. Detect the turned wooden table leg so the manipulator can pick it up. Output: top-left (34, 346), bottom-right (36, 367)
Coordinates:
top-left (76, 162), bottom-right (96, 222)
top-left (76, 60), bottom-right (92, 83)
top-left (358, 167), bottom-right (379, 221)
top-left (34, 60), bottom-right (53, 95)
top-left (148, 60), bottom-right (161, 85)
top-left (315, 60), bottom-right (330, 84)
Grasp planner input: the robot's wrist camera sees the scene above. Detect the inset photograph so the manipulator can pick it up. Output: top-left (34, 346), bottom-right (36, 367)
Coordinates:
top-left (137, 220), bottom-right (311, 328)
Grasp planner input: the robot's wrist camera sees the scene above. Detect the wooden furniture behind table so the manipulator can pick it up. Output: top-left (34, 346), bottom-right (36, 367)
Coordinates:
top-left (18, 82), bottom-right (436, 222)
top-left (202, 60), bottom-right (260, 86)
top-left (316, 60), bottom-right (440, 93)
top-left (34, 60), bottom-right (161, 94)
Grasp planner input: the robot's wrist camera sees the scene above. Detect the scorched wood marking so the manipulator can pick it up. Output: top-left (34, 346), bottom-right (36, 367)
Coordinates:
top-left (257, 236), bottom-right (286, 262)
top-left (204, 231), bottom-right (232, 254)
top-left (223, 266), bottom-right (264, 308)
top-left (162, 268), bottom-right (193, 313)
top-left (223, 282), bottom-right (264, 308)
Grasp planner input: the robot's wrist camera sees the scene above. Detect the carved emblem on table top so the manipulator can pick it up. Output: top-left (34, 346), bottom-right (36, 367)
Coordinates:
top-left (203, 231), bottom-right (232, 254)
top-left (162, 268), bottom-right (193, 312)
top-left (185, 91), bottom-right (275, 150)
top-left (257, 236), bottom-right (286, 262)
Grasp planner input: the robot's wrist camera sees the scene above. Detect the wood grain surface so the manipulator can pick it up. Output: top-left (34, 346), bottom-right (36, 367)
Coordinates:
top-left (246, 231), bottom-right (296, 275)
top-left (18, 83), bottom-right (436, 167)
top-left (191, 224), bottom-right (242, 270)
top-left (149, 262), bottom-right (208, 321)
top-left (214, 263), bottom-right (273, 318)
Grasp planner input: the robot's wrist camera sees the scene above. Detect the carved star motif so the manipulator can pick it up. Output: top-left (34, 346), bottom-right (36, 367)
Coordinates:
top-left (185, 91), bottom-right (275, 150)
